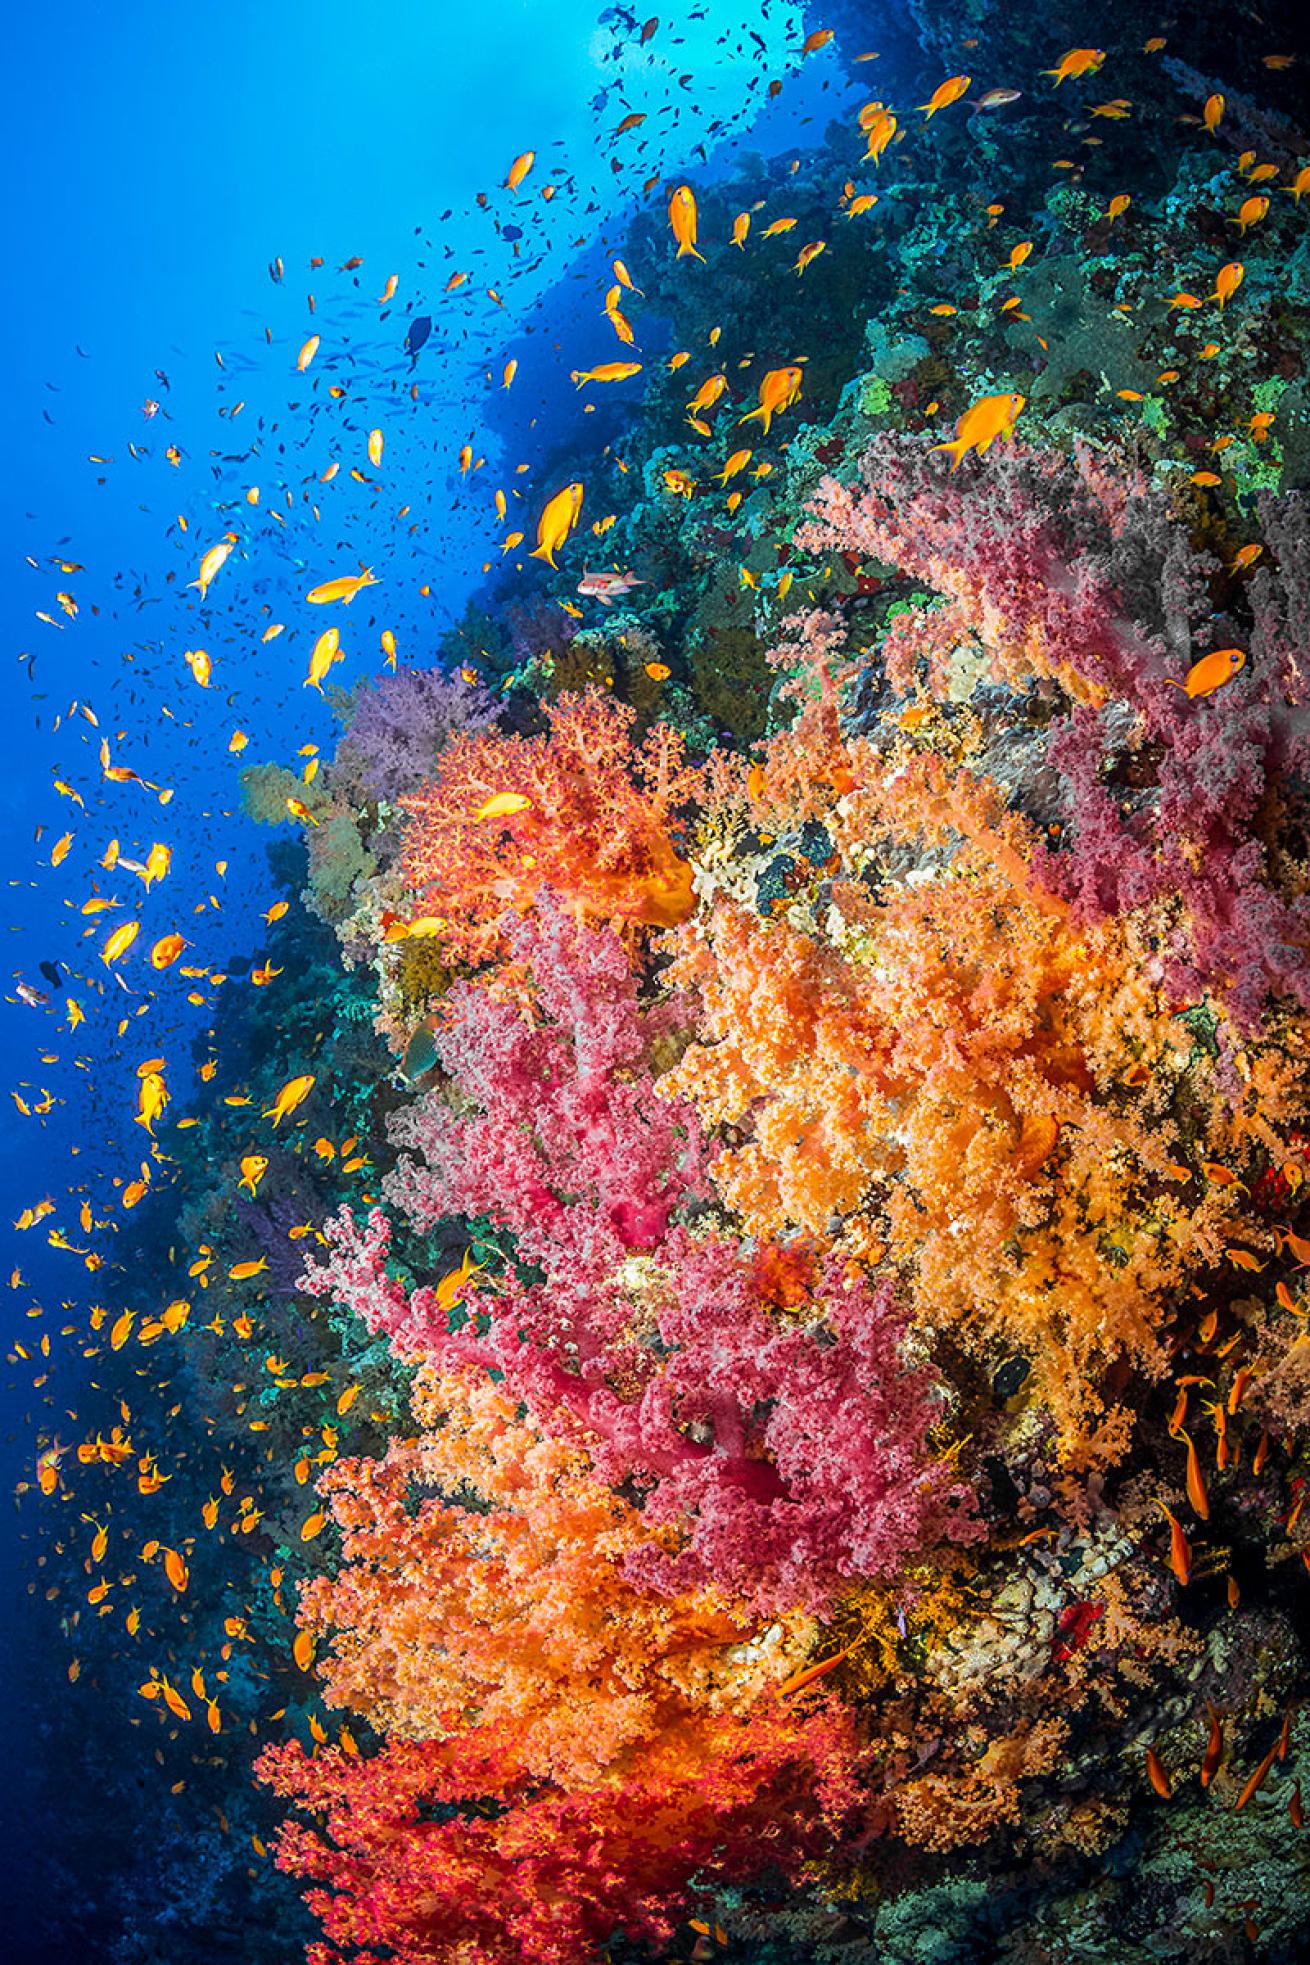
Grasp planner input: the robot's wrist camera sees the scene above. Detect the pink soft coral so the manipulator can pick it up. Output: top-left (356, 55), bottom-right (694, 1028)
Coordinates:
top-left (386, 900), bottom-right (710, 1275)
top-left (303, 909), bottom-right (977, 1613)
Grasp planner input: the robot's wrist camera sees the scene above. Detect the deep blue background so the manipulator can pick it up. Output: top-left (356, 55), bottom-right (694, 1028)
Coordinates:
top-left (0, 3), bottom-right (865, 1953)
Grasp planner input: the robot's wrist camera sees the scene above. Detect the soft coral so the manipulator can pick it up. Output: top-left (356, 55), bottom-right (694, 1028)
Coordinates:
top-left (399, 689), bottom-right (700, 966)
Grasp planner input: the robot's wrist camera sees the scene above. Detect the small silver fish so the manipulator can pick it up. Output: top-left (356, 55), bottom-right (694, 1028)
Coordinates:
top-left (973, 88), bottom-right (1023, 110)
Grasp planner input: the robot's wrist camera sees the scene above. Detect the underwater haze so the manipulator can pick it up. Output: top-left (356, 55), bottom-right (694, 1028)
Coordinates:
top-left (5, 1), bottom-right (1310, 1961)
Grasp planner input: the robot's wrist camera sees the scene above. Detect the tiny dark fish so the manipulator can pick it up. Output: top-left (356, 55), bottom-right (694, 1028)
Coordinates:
top-left (405, 315), bottom-right (433, 364)
top-left (38, 960), bottom-right (63, 991)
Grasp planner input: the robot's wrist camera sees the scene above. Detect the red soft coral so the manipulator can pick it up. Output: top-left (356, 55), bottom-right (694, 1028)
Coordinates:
top-left (258, 1702), bottom-right (864, 1965)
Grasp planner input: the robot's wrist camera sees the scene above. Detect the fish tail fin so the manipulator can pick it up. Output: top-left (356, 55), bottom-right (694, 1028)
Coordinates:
top-left (528, 544), bottom-right (556, 567)
top-left (929, 438), bottom-right (969, 469)
top-left (738, 405), bottom-right (763, 427)
top-left (677, 242), bottom-right (707, 262)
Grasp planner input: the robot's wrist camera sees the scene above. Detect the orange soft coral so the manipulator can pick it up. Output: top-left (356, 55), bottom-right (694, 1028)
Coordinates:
top-left (399, 689), bottom-right (699, 966)
top-left (294, 1366), bottom-right (809, 1787)
top-left (661, 736), bottom-right (1271, 1458)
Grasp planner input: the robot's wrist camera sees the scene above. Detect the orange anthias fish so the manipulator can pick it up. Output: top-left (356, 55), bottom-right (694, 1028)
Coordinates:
top-left (305, 567), bottom-right (379, 605)
top-left (529, 481), bottom-right (584, 567)
top-left (1166, 647), bottom-right (1245, 699)
top-left (306, 627), bottom-right (342, 691)
top-left (1235, 1733), bottom-right (1284, 1810)
top-left (1211, 261), bottom-right (1244, 307)
top-left (265, 1073), bottom-right (316, 1125)
top-left (667, 184), bottom-right (706, 262)
top-left (930, 392), bottom-right (1026, 468)
top-left (918, 74), bottom-right (971, 117)
top-left (687, 373), bottom-right (729, 417)
top-left (505, 149), bottom-right (534, 190)
top-left (739, 365), bottom-right (803, 433)
top-left (1045, 48), bottom-right (1106, 85)
top-left (778, 1644), bottom-right (855, 1697)
top-left (1181, 1430), bottom-right (1211, 1519)
top-left (190, 535), bottom-right (237, 598)
top-left (571, 362), bottom-right (643, 387)
top-left (1156, 1500), bottom-right (1192, 1585)
top-left (435, 1247), bottom-right (487, 1314)
top-left (861, 103), bottom-right (897, 162)
top-left (1145, 1746), bottom-right (1173, 1798)
top-left (1201, 1707), bottom-right (1224, 1787)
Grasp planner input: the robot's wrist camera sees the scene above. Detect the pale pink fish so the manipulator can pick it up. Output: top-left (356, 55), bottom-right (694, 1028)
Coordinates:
top-left (576, 567), bottom-right (648, 607)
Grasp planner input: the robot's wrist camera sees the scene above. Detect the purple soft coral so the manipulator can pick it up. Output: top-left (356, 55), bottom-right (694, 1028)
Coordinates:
top-left (330, 665), bottom-right (499, 805)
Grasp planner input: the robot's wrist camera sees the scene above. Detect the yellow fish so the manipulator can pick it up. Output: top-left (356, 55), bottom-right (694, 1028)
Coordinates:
top-left (1211, 261), bottom-right (1244, 307)
top-left (930, 391), bottom-right (1026, 468)
top-left (305, 567), bottom-right (379, 605)
top-left (571, 362), bottom-right (643, 386)
top-left (228, 1257), bottom-right (269, 1281)
top-left (265, 1074), bottom-right (316, 1126)
top-left (667, 184), bottom-right (706, 261)
top-left (305, 627), bottom-right (343, 691)
top-left (918, 74), bottom-right (971, 116)
top-left (136, 1071), bottom-right (168, 1136)
top-left (505, 149), bottom-right (534, 190)
top-left (239, 1155), bottom-right (268, 1198)
top-left (184, 648), bottom-right (211, 687)
top-left (475, 791), bottom-right (533, 821)
top-left (1044, 48), bottom-right (1105, 84)
top-left (102, 920), bottom-right (140, 966)
top-left (739, 365), bottom-right (803, 433)
top-left (190, 536), bottom-right (236, 598)
top-left (529, 481), bottom-right (584, 566)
